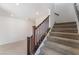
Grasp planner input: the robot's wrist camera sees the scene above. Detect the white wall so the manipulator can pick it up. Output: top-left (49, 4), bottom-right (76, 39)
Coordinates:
top-left (54, 3), bottom-right (77, 23)
top-left (35, 15), bottom-right (48, 26)
top-left (49, 4), bottom-right (55, 28)
top-left (0, 3), bottom-right (53, 21)
top-left (35, 3), bottom-right (55, 28)
top-left (0, 16), bottom-right (34, 45)
top-left (0, 3), bottom-right (56, 45)
top-left (0, 3), bottom-right (55, 27)
top-left (35, 3), bottom-right (54, 26)
top-left (0, 3), bottom-right (56, 51)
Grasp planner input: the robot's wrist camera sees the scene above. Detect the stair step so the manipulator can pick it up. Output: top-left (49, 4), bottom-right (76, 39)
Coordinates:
top-left (53, 24), bottom-right (77, 28)
top-left (45, 41), bottom-right (79, 55)
top-left (41, 46), bottom-right (61, 55)
top-left (48, 36), bottom-right (79, 48)
top-left (52, 22), bottom-right (78, 33)
top-left (40, 22), bottom-right (78, 55)
top-left (52, 28), bottom-right (77, 31)
top-left (52, 30), bottom-right (77, 33)
top-left (54, 22), bottom-right (76, 25)
top-left (50, 32), bottom-right (79, 40)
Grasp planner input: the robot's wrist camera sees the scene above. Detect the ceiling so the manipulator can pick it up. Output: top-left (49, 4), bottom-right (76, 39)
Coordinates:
top-left (0, 3), bottom-right (54, 20)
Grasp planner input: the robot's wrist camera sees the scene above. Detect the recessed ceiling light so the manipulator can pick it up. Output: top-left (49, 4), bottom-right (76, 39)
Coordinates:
top-left (16, 3), bottom-right (20, 6)
top-left (11, 14), bottom-right (14, 17)
top-left (36, 12), bottom-right (39, 15)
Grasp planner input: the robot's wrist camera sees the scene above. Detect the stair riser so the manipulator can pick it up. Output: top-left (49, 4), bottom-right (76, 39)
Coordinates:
top-left (53, 24), bottom-right (77, 28)
top-left (52, 28), bottom-right (77, 31)
top-left (54, 22), bottom-right (76, 25)
top-left (48, 37), bottom-right (79, 48)
top-left (52, 30), bottom-right (77, 33)
top-left (53, 28), bottom-right (77, 30)
top-left (50, 33), bottom-right (79, 40)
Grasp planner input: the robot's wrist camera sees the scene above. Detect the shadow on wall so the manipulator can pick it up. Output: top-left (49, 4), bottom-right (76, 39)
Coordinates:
top-left (0, 16), bottom-right (34, 45)
top-left (0, 5), bottom-right (11, 17)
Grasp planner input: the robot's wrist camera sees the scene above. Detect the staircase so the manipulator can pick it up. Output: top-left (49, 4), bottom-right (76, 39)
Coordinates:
top-left (39, 22), bottom-right (79, 55)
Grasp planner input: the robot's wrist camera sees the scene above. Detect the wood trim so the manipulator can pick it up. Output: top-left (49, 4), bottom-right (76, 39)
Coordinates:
top-left (27, 37), bottom-right (30, 55)
top-left (32, 26), bottom-right (36, 45)
top-left (36, 15), bottom-right (49, 29)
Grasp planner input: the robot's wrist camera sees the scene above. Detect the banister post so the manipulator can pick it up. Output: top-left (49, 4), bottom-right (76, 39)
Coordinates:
top-left (32, 26), bottom-right (36, 47)
top-left (27, 37), bottom-right (30, 55)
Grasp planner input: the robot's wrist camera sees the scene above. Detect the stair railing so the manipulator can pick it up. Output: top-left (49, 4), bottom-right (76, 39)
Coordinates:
top-left (27, 15), bottom-right (50, 55)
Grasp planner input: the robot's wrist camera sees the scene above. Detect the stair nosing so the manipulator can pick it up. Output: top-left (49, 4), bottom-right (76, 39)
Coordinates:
top-left (50, 32), bottom-right (79, 35)
top-left (54, 22), bottom-right (76, 25)
top-left (48, 36), bottom-right (79, 44)
top-left (53, 28), bottom-right (77, 30)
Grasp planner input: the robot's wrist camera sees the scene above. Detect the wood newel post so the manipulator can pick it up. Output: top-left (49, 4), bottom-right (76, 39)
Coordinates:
top-left (27, 37), bottom-right (30, 55)
top-left (32, 26), bottom-right (36, 46)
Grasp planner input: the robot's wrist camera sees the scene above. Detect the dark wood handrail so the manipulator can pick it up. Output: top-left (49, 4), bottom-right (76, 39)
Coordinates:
top-left (27, 37), bottom-right (30, 55)
top-left (35, 15), bottom-right (49, 29)
top-left (27, 15), bottom-right (50, 55)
